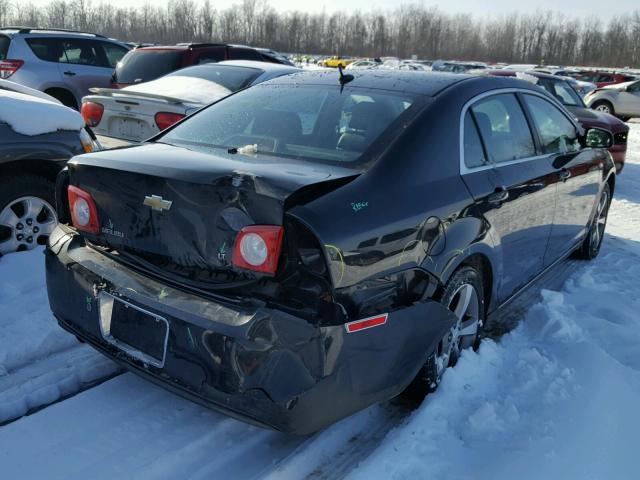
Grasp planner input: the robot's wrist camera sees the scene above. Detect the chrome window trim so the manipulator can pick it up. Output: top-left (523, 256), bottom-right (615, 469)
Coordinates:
top-left (459, 88), bottom-right (580, 175)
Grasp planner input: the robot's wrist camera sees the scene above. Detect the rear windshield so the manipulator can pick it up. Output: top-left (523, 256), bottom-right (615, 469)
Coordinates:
top-left (114, 49), bottom-right (183, 84)
top-left (160, 84), bottom-right (419, 166)
top-left (166, 65), bottom-right (262, 91)
top-left (0, 35), bottom-right (10, 60)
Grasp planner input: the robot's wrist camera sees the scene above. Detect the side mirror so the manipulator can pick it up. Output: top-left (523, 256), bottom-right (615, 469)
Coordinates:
top-left (584, 128), bottom-right (613, 149)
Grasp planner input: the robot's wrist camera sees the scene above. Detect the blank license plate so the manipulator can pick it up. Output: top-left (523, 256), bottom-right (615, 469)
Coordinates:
top-left (99, 292), bottom-right (169, 367)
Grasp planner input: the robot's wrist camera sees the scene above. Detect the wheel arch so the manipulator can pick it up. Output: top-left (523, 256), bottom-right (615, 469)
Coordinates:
top-left (0, 158), bottom-right (62, 183)
top-left (435, 246), bottom-right (497, 316)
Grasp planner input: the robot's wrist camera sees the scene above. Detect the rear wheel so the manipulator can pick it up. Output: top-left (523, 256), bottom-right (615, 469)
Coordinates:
top-left (45, 88), bottom-right (78, 110)
top-left (0, 175), bottom-right (58, 256)
top-left (592, 101), bottom-right (614, 116)
top-left (404, 266), bottom-right (485, 397)
top-left (575, 183), bottom-right (610, 260)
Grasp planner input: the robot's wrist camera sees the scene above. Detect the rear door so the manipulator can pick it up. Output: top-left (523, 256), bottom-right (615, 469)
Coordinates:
top-left (617, 81), bottom-right (640, 116)
top-left (58, 38), bottom-right (113, 98)
top-left (193, 47), bottom-right (226, 64)
top-left (521, 93), bottom-right (604, 264)
top-left (460, 92), bottom-right (558, 302)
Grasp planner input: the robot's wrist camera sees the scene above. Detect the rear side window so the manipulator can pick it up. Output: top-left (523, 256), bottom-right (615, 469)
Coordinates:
top-left (522, 95), bottom-right (580, 154)
top-left (470, 94), bottom-right (535, 163)
top-left (114, 50), bottom-right (183, 84)
top-left (59, 39), bottom-right (101, 66)
top-left (463, 111), bottom-right (488, 168)
top-left (228, 47), bottom-right (262, 61)
top-left (195, 48), bottom-right (225, 65)
top-left (26, 38), bottom-right (64, 62)
top-left (0, 35), bottom-right (10, 60)
top-left (598, 74), bottom-right (614, 83)
top-left (100, 42), bottom-right (129, 68)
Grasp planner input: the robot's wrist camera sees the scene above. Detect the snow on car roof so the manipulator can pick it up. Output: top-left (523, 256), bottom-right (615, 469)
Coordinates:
top-left (0, 79), bottom-right (61, 103)
top-left (0, 89), bottom-right (83, 136)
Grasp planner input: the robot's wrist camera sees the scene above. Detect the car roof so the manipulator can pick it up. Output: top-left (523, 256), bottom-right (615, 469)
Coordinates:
top-left (262, 69), bottom-right (474, 96)
top-left (0, 27), bottom-right (107, 39)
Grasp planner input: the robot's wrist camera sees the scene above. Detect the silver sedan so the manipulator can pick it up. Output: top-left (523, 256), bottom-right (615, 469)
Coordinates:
top-left (585, 80), bottom-right (640, 121)
top-left (82, 60), bottom-right (300, 144)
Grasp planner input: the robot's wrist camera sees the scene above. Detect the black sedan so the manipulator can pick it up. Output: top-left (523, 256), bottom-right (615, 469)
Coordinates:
top-left (45, 70), bottom-right (615, 434)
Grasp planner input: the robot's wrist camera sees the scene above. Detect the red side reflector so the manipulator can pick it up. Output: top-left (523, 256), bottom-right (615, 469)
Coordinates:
top-left (344, 314), bottom-right (388, 333)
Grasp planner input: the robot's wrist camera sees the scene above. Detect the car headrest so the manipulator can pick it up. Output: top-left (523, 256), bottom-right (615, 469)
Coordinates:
top-left (348, 102), bottom-right (396, 138)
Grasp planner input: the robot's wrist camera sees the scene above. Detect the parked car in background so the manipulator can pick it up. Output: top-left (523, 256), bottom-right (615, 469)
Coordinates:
top-left (0, 27), bottom-right (130, 109)
top-left (571, 71), bottom-right (637, 88)
top-left (47, 70), bottom-right (614, 435)
top-left (111, 43), bottom-right (292, 88)
top-left (320, 56), bottom-right (354, 68)
top-left (83, 60), bottom-right (300, 143)
top-left (345, 59), bottom-right (380, 70)
top-left (432, 61), bottom-right (487, 73)
top-left (585, 80), bottom-right (640, 123)
top-left (486, 70), bottom-right (629, 172)
top-left (0, 80), bottom-right (99, 255)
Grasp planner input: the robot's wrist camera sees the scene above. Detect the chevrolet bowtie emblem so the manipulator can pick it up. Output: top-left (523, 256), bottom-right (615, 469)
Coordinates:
top-left (143, 195), bottom-right (172, 212)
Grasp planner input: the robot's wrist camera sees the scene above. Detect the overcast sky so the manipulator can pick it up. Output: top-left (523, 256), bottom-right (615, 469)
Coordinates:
top-left (23, 0), bottom-right (639, 19)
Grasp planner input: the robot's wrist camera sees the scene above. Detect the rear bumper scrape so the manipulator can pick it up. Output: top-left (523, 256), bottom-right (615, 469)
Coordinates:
top-left (46, 226), bottom-right (456, 435)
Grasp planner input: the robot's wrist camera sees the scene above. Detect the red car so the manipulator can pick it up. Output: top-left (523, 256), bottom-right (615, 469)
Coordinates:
top-left (569, 71), bottom-right (637, 88)
top-left (487, 70), bottom-right (629, 172)
top-left (110, 43), bottom-right (293, 88)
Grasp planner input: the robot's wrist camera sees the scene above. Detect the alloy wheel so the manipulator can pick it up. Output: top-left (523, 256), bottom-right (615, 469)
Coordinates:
top-left (590, 188), bottom-right (609, 254)
top-left (434, 283), bottom-right (480, 381)
top-left (594, 103), bottom-right (612, 114)
top-left (0, 196), bottom-right (58, 255)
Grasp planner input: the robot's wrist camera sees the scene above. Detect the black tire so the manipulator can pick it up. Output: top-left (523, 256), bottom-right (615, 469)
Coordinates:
top-left (0, 174), bottom-right (57, 255)
top-left (618, 116), bottom-right (631, 122)
top-left (402, 265), bottom-right (485, 398)
top-left (575, 183), bottom-right (611, 260)
top-left (592, 100), bottom-right (615, 116)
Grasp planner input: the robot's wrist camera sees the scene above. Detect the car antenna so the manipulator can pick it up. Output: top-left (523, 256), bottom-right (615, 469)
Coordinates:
top-left (338, 65), bottom-right (354, 93)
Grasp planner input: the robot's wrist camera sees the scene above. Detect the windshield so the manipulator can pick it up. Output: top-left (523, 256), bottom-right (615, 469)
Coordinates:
top-left (166, 65), bottom-right (262, 91)
top-left (537, 78), bottom-right (584, 107)
top-left (160, 84), bottom-right (419, 166)
top-left (115, 50), bottom-right (183, 84)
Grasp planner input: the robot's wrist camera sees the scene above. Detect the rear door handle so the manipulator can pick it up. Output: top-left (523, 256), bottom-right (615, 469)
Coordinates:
top-left (63, 70), bottom-right (76, 76)
top-left (559, 169), bottom-right (571, 181)
top-left (488, 187), bottom-right (509, 205)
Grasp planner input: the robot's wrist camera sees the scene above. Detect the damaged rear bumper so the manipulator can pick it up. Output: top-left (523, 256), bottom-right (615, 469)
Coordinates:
top-left (45, 226), bottom-right (456, 435)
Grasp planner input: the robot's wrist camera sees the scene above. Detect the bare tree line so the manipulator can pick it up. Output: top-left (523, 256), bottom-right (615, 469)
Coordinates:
top-left (1, 0), bottom-right (639, 67)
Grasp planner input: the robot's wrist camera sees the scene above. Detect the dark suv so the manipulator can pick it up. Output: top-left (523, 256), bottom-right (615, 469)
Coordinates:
top-left (111, 43), bottom-right (293, 88)
top-left (0, 27), bottom-right (130, 109)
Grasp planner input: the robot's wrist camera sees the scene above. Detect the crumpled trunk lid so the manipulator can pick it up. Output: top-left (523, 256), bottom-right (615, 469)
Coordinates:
top-left (67, 142), bottom-right (358, 277)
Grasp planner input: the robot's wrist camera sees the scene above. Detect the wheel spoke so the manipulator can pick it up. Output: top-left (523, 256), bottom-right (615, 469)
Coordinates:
top-left (23, 198), bottom-right (45, 220)
top-left (0, 207), bottom-right (19, 228)
top-left (453, 284), bottom-right (473, 320)
top-left (37, 218), bottom-right (58, 235)
top-left (458, 318), bottom-right (479, 337)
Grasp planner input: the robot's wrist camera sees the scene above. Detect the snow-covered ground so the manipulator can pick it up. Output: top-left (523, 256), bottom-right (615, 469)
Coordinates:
top-left (0, 122), bottom-right (639, 479)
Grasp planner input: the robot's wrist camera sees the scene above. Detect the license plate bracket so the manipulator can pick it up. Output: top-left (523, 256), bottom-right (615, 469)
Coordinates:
top-left (99, 292), bottom-right (169, 368)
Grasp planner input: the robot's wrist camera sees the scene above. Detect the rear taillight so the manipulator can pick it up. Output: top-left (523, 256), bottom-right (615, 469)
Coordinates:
top-left (0, 59), bottom-right (24, 79)
top-left (68, 185), bottom-right (100, 234)
top-left (155, 112), bottom-right (185, 131)
top-left (81, 102), bottom-right (104, 127)
top-left (233, 225), bottom-right (284, 275)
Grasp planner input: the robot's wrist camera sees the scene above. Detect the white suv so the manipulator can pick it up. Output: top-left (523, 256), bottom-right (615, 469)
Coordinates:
top-left (0, 27), bottom-right (130, 109)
